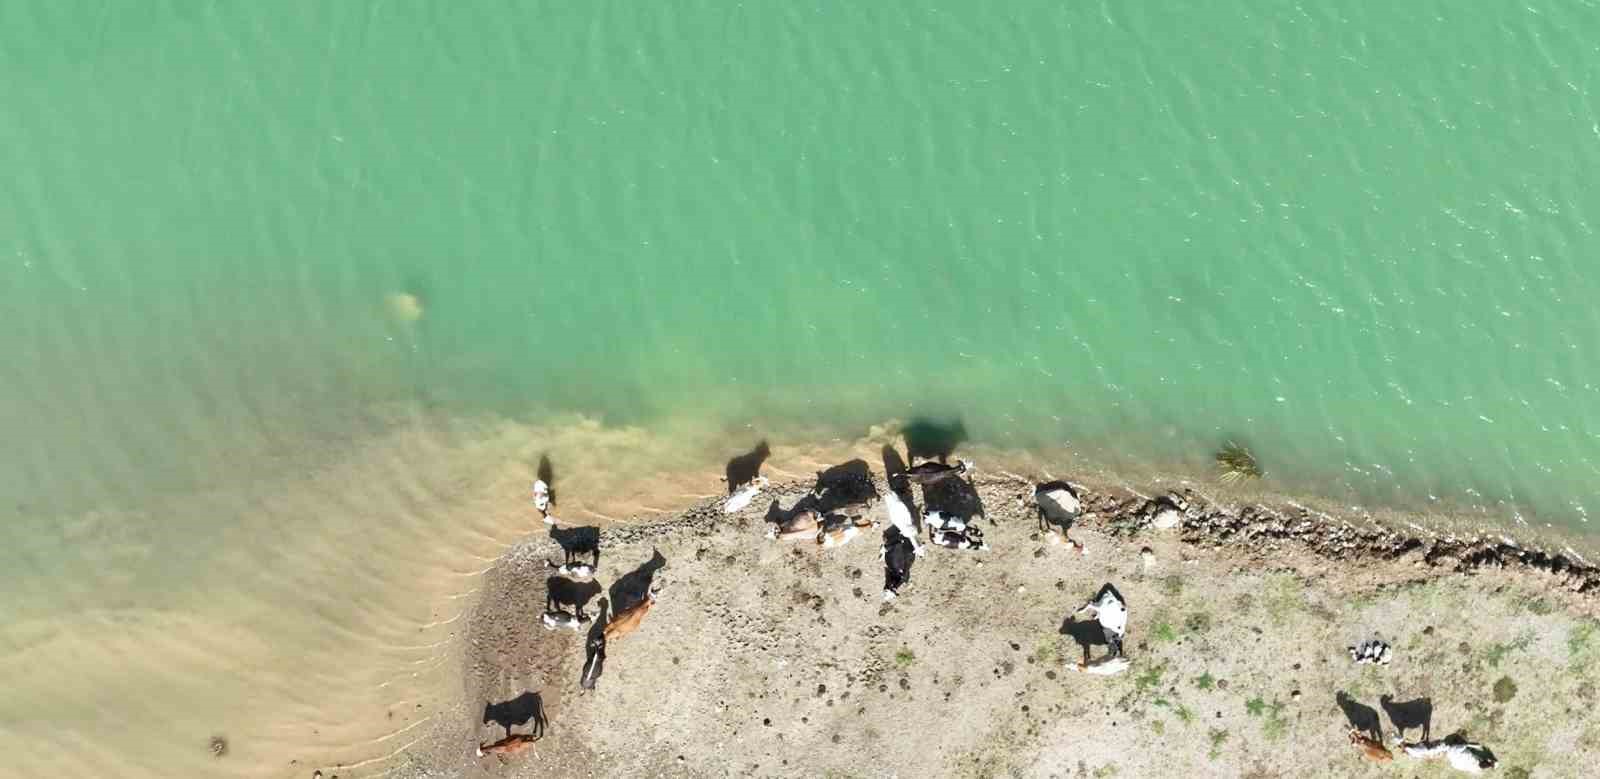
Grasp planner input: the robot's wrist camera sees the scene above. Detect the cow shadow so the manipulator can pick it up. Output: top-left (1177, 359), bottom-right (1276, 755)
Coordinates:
top-left (1381, 694), bottom-right (1432, 742)
top-left (549, 524), bottom-right (601, 566)
top-left (1059, 616), bottom-right (1109, 665)
top-left (763, 496), bottom-right (823, 530)
top-left (483, 691), bottom-right (546, 739)
top-left (903, 417), bottom-right (968, 464)
top-left (536, 454), bottom-right (557, 504)
top-left (880, 445), bottom-right (920, 514)
top-left (609, 549), bottom-right (666, 613)
top-left (881, 445), bottom-right (909, 480)
top-left (545, 576), bottom-right (602, 615)
top-left (812, 459), bottom-right (880, 517)
top-left (725, 440), bottom-right (771, 494)
top-left (1337, 691), bottom-right (1383, 740)
top-left (581, 599), bottom-right (609, 690)
top-left (922, 475), bottom-right (985, 521)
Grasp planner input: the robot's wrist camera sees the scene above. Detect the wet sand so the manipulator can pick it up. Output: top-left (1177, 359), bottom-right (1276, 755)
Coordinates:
top-left (376, 468), bottom-right (1600, 779)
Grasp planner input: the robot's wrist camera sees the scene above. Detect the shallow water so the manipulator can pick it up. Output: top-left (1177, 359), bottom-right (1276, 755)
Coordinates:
top-left (4, 0), bottom-right (1600, 774)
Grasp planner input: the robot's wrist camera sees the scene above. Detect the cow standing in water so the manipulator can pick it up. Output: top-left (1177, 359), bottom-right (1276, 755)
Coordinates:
top-left (880, 525), bottom-right (917, 601)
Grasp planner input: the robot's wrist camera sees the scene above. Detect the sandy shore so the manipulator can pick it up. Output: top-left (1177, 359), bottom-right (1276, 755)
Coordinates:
top-left (360, 466), bottom-right (1600, 779)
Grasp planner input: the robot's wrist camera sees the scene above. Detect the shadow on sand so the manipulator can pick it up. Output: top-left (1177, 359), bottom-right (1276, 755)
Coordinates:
top-left (1059, 617), bottom-right (1108, 664)
top-left (1337, 691), bottom-right (1383, 740)
top-left (580, 599), bottom-right (609, 690)
top-left (483, 691), bottom-right (546, 739)
top-left (549, 525), bottom-right (601, 566)
top-left (1381, 694), bottom-right (1433, 742)
top-left (812, 459), bottom-right (880, 517)
top-left (922, 476), bottom-right (985, 521)
top-left (609, 550), bottom-right (666, 613)
top-left (545, 577), bottom-right (603, 614)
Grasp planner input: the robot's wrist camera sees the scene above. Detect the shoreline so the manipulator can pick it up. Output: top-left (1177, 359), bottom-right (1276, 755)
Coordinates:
top-left (382, 461), bottom-right (1600, 778)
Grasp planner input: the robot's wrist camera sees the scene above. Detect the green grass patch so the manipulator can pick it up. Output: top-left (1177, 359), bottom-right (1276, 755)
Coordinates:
top-left (1032, 639), bottom-right (1058, 664)
top-left (1175, 703), bottom-right (1195, 725)
top-left (1485, 631), bottom-right (1535, 668)
top-left (1245, 696), bottom-right (1289, 740)
top-left (1569, 622), bottom-right (1598, 659)
top-left (894, 648), bottom-right (916, 668)
top-left (1194, 671), bottom-right (1215, 690)
top-left (1153, 622), bottom-right (1178, 642)
top-left (1161, 575), bottom-right (1185, 598)
top-left (1207, 728), bottom-right (1230, 760)
top-left (1263, 573), bottom-right (1305, 625)
top-left (1134, 663), bottom-right (1166, 695)
top-left (1262, 711), bottom-right (1288, 741)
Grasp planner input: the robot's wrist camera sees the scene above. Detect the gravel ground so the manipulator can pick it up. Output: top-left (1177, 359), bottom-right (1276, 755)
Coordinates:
top-left (366, 473), bottom-right (1600, 779)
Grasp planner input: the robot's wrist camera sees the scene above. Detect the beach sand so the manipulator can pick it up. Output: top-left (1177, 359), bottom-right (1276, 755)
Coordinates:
top-left (368, 468), bottom-right (1600, 779)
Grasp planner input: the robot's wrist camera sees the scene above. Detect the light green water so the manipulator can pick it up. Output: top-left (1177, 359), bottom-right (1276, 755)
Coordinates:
top-left (4, 0), bottom-right (1600, 774)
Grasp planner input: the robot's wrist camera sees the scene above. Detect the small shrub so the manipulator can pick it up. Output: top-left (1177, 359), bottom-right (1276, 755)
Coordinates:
top-left (895, 648), bottom-right (916, 668)
top-left (1134, 663), bottom-right (1166, 694)
top-left (1194, 672), bottom-right (1216, 690)
top-left (1493, 676), bottom-right (1518, 703)
top-left (1033, 639), bottom-right (1058, 664)
top-left (1207, 728), bottom-right (1230, 759)
top-left (1486, 631), bottom-right (1535, 668)
top-left (1162, 575), bottom-right (1185, 598)
top-left (1262, 712), bottom-right (1288, 741)
top-left (1185, 612), bottom-right (1213, 633)
top-left (1570, 622), bottom-right (1598, 658)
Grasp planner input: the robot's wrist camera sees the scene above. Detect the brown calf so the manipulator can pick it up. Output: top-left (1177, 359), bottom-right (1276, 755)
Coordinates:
top-left (1349, 730), bottom-right (1393, 762)
top-left (604, 589), bottom-right (658, 642)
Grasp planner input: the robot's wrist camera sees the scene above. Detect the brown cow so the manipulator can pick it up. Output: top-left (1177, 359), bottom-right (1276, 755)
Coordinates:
top-left (766, 509), bottom-right (821, 541)
top-left (478, 732), bottom-right (538, 757)
top-left (1349, 729), bottom-right (1393, 762)
top-left (604, 589), bottom-right (659, 642)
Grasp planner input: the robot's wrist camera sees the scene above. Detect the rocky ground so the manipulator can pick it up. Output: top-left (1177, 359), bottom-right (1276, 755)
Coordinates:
top-left (368, 470), bottom-right (1600, 779)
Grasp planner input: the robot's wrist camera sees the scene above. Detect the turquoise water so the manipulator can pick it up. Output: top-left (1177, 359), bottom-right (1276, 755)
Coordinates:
top-left (5, 0), bottom-right (1600, 774)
